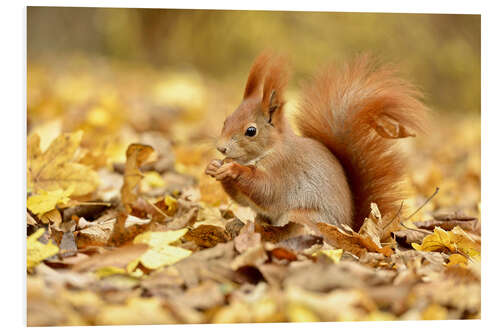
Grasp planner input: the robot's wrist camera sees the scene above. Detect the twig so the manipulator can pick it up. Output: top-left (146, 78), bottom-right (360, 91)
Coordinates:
top-left (397, 187), bottom-right (440, 234)
top-left (404, 187), bottom-right (440, 221)
top-left (382, 200), bottom-right (404, 231)
top-left (144, 197), bottom-right (169, 219)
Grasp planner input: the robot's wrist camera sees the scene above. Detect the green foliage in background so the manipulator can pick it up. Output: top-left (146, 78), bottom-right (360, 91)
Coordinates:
top-left (28, 7), bottom-right (480, 113)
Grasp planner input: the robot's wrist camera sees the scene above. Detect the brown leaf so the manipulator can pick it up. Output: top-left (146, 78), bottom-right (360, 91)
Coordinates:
top-left (358, 203), bottom-right (384, 247)
top-left (277, 235), bottom-right (324, 253)
top-left (184, 224), bottom-right (230, 248)
top-left (269, 247), bottom-right (298, 262)
top-left (173, 242), bottom-right (236, 288)
top-left (254, 222), bottom-right (306, 243)
top-left (231, 243), bottom-right (268, 271)
top-left (72, 243), bottom-right (149, 272)
top-left (225, 218), bottom-right (245, 239)
top-left (166, 206), bottom-right (199, 231)
top-left (120, 143), bottom-right (154, 213)
top-left (414, 218), bottom-right (480, 234)
top-left (317, 222), bottom-right (393, 257)
top-left (392, 229), bottom-right (430, 247)
top-left (285, 260), bottom-right (395, 293)
top-left (234, 221), bottom-right (261, 253)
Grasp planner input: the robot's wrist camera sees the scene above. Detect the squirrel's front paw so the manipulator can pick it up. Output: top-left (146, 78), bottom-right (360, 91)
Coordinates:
top-left (205, 159), bottom-right (223, 177)
top-left (214, 162), bottom-right (242, 181)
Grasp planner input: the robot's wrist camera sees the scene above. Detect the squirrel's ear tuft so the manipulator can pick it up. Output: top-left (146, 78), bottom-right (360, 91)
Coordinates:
top-left (262, 57), bottom-right (288, 124)
top-left (243, 52), bottom-right (272, 98)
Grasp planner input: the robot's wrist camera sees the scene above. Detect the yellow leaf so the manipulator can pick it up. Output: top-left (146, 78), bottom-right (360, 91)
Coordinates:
top-left (421, 304), bottom-right (448, 320)
top-left (412, 226), bottom-right (480, 259)
top-left (142, 171), bottom-right (165, 188)
top-left (95, 297), bottom-right (176, 325)
top-left (94, 266), bottom-right (126, 278)
top-left (130, 229), bottom-right (191, 270)
top-left (447, 253), bottom-right (468, 268)
top-left (313, 249), bottom-right (343, 263)
top-left (39, 209), bottom-right (62, 227)
top-left (364, 310), bottom-right (397, 321)
top-left (27, 229), bottom-right (59, 268)
top-left (30, 119), bottom-right (62, 152)
top-left (286, 303), bottom-right (319, 322)
top-left (27, 185), bottom-right (74, 215)
top-left (27, 131), bottom-right (99, 196)
top-left (163, 195), bottom-right (178, 216)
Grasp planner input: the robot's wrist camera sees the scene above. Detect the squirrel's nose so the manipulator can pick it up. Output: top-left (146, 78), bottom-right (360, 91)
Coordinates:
top-left (217, 146), bottom-right (227, 154)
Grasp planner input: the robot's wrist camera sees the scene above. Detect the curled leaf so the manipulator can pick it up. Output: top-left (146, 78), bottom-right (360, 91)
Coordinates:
top-left (317, 223), bottom-right (393, 257)
top-left (121, 143), bottom-right (154, 212)
top-left (411, 226), bottom-right (480, 259)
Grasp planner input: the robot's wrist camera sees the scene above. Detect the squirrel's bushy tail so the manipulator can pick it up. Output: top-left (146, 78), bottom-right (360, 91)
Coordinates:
top-left (295, 55), bottom-right (428, 233)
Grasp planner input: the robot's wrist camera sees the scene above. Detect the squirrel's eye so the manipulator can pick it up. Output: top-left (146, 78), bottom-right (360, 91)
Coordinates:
top-left (245, 126), bottom-right (257, 137)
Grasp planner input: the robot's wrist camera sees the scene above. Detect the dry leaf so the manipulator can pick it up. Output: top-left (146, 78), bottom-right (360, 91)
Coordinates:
top-left (129, 229), bottom-right (192, 270)
top-left (95, 297), bottom-right (176, 325)
top-left (414, 217), bottom-right (480, 234)
top-left (142, 171), bottom-right (166, 189)
top-left (234, 221), bottom-right (261, 253)
top-left (277, 235), bottom-right (323, 253)
top-left (27, 186), bottom-right (74, 215)
top-left (312, 249), bottom-right (343, 263)
top-left (27, 131), bottom-right (99, 196)
top-left (27, 229), bottom-right (59, 268)
top-left (184, 224), bottom-right (230, 248)
top-left (317, 222), bottom-right (393, 257)
top-left (412, 226), bottom-right (480, 259)
top-left (359, 203), bottom-right (384, 247)
top-left (73, 244), bottom-right (149, 272)
top-left (392, 229), bottom-right (430, 246)
top-left (121, 143), bottom-right (154, 213)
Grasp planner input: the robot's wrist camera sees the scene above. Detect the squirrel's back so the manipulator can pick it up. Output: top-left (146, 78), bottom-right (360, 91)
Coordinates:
top-left (295, 55), bottom-right (428, 236)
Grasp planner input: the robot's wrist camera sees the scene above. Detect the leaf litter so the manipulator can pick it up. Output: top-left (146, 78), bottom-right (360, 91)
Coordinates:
top-left (26, 59), bottom-right (481, 325)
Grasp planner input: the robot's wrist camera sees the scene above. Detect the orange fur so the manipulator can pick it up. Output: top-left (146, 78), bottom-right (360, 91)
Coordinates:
top-left (207, 52), bottom-right (428, 239)
top-left (295, 55), bottom-right (428, 231)
top-left (243, 52), bottom-right (272, 98)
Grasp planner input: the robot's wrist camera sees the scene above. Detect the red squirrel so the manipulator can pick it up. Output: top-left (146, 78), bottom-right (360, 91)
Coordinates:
top-left (205, 52), bottom-right (428, 238)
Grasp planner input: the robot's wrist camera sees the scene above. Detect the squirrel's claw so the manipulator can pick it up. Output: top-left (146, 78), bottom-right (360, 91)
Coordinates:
top-left (205, 159), bottom-right (223, 177)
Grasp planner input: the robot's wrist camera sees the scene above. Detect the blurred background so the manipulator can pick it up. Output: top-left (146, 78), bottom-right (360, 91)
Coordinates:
top-left (27, 7), bottom-right (481, 217)
top-left (28, 7), bottom-right (480, 113)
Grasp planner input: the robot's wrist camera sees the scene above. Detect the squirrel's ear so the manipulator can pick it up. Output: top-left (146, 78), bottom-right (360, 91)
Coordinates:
top-left (244, 52), bottom-right (272, 98)
top-left (262, 58), bottom-right (288, 125)
top-left (267, 90), bottom-right (279, 124)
